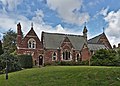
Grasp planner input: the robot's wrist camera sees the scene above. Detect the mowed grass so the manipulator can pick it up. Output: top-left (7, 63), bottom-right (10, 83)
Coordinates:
top-left (0, 66), bottom-right (120, 86)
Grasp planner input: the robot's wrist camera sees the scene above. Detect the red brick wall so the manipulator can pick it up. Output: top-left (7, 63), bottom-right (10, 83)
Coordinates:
top-left (17, 48), bottom-right (44, 64)
top-left (17, 24), bottom-right (91, 65)
top-left (17, 25), bottom-right (43, 65)
top-left (44, 49), bottom-right (59, 64)
top-left (81, 48), bottom-right (90, 61)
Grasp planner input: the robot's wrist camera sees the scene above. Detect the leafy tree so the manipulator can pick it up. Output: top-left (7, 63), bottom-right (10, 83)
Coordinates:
top-left (117, 49), bottom-right (120, 56)
top-left (0, 51), bottom-right (21, 73)
top-left (91, 49), bottom-right (117, 66)
top-left (114, 49), bottom-right (120, 66)
top-left (0, 40), bottom-right (3, 55)
top-left (2, 29), bottom-right (17, 53)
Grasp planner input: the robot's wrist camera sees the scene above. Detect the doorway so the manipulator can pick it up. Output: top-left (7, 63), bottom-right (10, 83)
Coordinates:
top-left (39, 55), bottom-right (43, 66)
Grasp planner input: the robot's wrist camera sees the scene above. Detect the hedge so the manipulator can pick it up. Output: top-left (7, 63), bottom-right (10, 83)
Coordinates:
top-left (18, 55), bottom-right (33, 68)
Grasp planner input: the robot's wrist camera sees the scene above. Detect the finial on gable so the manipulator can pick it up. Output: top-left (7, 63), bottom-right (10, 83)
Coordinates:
top-left (83, 22), bottom-right (88, 34)
top-left (83, 22), bottom-right (88, 41)
top-left (31, 22), bottom-right (33, 29)
top-left (31, 22), bottom-right (33, 27)
top-left (103, 27), bottom-right (105, 33)
top-left (85, 22), bottom-right (86, 26)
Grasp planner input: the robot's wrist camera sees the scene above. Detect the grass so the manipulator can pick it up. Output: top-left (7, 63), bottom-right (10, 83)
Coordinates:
top-left (0, 66), bottom-right (120, 86)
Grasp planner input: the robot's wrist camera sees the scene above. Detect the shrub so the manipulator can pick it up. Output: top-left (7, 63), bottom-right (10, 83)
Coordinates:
top-left (0, 52), bottom-right (21, 73)
top-left (18, 55), bottom-right (33, 68)
top-left (44, 60), bottom-right (89, 66)
top-left (90, 49), bottom-right (119, 66)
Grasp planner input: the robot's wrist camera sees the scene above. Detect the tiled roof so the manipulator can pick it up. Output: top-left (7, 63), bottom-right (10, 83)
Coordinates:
top-left (88, 43), bottom-right (107, 51)
top-left (42, 32), bottom-right (87, 50)
top-left (88, 33), bottom-right (104, 43)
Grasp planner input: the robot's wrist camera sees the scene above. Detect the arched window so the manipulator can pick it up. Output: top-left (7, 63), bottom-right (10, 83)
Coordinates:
top-left (28, 38), bottom-right (36, 49)
top-left (63, 50), bottom-right (71, 60)
top-left (52, 52), bottom-right (57, 61)
top-left (76, 54), bottom-right (80, 62)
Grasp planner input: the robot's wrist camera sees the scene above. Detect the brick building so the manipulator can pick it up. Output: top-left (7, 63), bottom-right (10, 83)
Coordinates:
top-left (16, 23), bottom-right (112, 66)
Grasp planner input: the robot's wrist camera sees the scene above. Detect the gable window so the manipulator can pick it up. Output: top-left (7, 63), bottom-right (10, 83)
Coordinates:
top-left (52, 52), bottom-right (57, 61)
top-left (28, 38), bottom-right (36, 49)
top-left (63, 50), bottom-right (71, 60)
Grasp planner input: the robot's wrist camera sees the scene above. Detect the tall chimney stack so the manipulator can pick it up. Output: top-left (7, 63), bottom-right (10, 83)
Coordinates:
top-left (17, 23), bottom-right (22, 48)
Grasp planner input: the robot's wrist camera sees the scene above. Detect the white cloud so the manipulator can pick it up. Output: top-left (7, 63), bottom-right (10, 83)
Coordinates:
top-left (99, 7), bottom-right (109, 16)
top-left (55, 24), bottom-right (65, 33)
top-left (93, 7), bottom-right (109, 19)
top-left (88, 0), bottom-right (104, 7)
top-left (32, 9), bottom-right (44, 24)
top-left (0, 8), bottom-right (80, 40)
top-left (0, 0), bottom-right (85, 40)
top-left (0, 13), bottom-right (16, 31)
top-left (47, 0), bottom-right (90, 25)
top-left (104, 9), bottom-right (120, 46)
top-left (0, 0), bottom-right (23, 11)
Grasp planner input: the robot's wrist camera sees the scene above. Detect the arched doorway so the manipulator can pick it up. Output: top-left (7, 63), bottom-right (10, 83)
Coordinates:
top-left (39, 55), bottom-right (43, 66)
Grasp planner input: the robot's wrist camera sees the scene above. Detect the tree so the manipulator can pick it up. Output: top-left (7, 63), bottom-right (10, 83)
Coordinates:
top-left (0, 40), bottom-right (3, 55)
top-left (91, 49), bottom-right (117, 66)
top-left (114, 49), bottom-right (120, 66)
top-left (2, 29), bottom-right (17, 53)
top-left (0, 51), bottom-right (21, 73)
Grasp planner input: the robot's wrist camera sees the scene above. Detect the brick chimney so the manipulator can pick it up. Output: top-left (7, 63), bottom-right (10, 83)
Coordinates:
top-left (113, 45), bottom-right (116, 48)
top-left (118, 43), bottom-right (120, 48)
top-left (17, 23), bottom-right (22, 48)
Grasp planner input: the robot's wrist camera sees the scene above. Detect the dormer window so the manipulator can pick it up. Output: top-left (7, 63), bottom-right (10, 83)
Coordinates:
top-left (28, 38), bottom-right (36, 49)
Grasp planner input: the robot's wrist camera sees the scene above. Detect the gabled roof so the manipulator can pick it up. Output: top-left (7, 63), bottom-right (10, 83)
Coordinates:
top-left (60, 36), bottom-right (74, 48)
top-left (88, 33), bottom-right (104, 43)
top-left (42, 32), bottom-right (87, 50)
top-left (88, 43), bottom-right (107, 51)
top-left (21, 27), bottom-right (42, 48)
top-left (22, 27), bottom-right (41, 42)
top-left (25, 28), bottom-right (38, 37)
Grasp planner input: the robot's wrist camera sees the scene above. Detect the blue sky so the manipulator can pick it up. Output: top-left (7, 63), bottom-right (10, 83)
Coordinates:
top-left (0, 0), bottom-right (120, 46)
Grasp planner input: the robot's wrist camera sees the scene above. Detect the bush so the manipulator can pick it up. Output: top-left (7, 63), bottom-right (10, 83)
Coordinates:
top-left (90, 49), bottom-right (119, 66)
top-left (44, 60), bottom-right (89, 66)
top-left (18, 55), bottom-right (33, 68)
top-left (0, 52), bottom-right (21, 73)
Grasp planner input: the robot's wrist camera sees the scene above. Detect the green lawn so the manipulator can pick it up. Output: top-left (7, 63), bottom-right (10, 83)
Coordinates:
top-left (0, 66), bottom-right (120, 86)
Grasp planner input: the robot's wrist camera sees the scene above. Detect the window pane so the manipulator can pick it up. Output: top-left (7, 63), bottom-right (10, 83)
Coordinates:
top-left (28, 39), bottom-right (36, 49)
top-left (66, 51), bottom-right (68, 60)
top-left (29, 42), bottom-right (31, 48)
top-left (63, 52), bottom-right (65, 60)
top-left (68, 52), bottom-right (70, 59)
top-left (52, 52), bottom-right (57, 61)
top-left (33, 43), bottom-right (35, 48)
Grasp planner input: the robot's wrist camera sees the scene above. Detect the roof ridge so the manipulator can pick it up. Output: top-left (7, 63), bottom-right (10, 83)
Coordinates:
top-left (88, 43), bottom-right (105, 45)
top-left (88, 33), bottom-right (103, 40)
top-left (43, 31), bottom-right (83, 37)
top-left (22, 28), bottom-right (40, 42)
